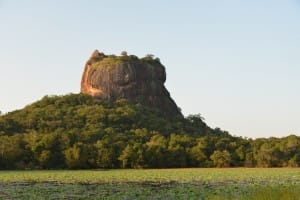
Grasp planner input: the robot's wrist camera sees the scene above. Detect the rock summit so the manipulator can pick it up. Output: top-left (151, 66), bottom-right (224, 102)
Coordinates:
top-left (81, 50), bottom-right (182, 116)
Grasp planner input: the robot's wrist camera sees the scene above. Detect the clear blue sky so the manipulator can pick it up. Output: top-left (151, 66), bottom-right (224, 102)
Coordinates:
top-left (1, 0), bottom-right (299, 138)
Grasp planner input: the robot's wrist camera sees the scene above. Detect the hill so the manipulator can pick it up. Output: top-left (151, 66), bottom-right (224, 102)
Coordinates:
top-left (0, 94), bottom-right (299, 169)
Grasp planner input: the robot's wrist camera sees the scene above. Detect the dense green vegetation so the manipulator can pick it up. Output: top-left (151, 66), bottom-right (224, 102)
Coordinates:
top-left (92, 53), bottom-right (162, 68)
top-left (0, 169), bottom-right (299, 199)
top-left (0, 94), bottom-right (299, 169)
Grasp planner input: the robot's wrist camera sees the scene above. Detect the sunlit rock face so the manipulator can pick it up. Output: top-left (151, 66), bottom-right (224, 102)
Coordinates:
top-left (81, 50), bottom-right (182, 117)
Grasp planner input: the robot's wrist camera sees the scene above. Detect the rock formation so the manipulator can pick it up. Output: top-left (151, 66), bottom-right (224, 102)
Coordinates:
top-left (81, 50), bottom-right (182, 116)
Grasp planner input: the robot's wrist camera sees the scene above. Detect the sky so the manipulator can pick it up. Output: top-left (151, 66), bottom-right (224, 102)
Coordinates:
top-left (0, 0), bottom-right (300, 138)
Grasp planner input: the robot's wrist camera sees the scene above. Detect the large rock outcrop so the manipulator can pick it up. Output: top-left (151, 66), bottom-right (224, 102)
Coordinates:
top-left (81, 50), bottom-right (182, 116)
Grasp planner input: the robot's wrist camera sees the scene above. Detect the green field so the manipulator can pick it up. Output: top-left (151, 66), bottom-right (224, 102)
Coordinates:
top-left (0, 168), bottom-right (299, 199)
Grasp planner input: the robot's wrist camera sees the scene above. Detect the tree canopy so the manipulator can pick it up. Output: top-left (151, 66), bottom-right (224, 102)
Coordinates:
top-left (0, 94), bottom-right (299, 169)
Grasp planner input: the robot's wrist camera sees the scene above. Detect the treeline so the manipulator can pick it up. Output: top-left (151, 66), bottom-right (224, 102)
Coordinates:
top-left (0, 94), bottom-right (299, 169)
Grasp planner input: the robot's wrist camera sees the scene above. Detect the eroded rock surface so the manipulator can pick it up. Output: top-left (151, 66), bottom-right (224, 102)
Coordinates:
top-left (81, 50), bottom-right (182, 116)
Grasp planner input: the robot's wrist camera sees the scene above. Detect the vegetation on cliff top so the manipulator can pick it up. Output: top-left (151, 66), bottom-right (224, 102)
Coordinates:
top-left (91, 53), bottom-right (162, 68)
top-left (0, 94), bottom-right (299, 169)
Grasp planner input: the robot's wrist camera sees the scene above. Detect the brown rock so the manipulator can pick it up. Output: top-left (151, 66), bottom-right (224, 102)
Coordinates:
top-left (81, 50), bottom-right (182, 116)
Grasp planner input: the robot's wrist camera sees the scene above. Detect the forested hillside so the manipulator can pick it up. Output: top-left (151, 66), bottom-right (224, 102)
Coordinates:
top-left (0, 94), bottom-right (299, 169)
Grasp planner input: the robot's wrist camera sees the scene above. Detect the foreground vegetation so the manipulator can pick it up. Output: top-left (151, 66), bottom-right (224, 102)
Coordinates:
top-left (0, 94), bottom-right (300, 169)
top-left (0, 169), bottom-right (299, 199)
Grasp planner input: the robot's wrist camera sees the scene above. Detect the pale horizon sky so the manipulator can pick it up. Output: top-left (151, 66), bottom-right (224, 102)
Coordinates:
top-left (1, 0), bottom-right (300, 139)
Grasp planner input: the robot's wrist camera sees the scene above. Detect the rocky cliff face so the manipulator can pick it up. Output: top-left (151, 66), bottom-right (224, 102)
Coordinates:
top-left (81, 50), bottom-right (182, 116)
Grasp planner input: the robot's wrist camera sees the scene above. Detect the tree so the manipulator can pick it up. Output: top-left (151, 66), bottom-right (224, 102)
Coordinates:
top-left (118, 143), bottom-right (146, 168)
top-left (190, 139), bottom-right (208, 167)
top-left (145, 54), bottom-right (154, 59)
top-left (0, 135), bottom-right (25, 169)
top-left (288, 153), bottom-right (300, 167)
top-left (121, 51), bottom-right (128, 56)
top-left (234, 146), bottom-right (246, 165)
top-left (118, 145), bottom-right (134, 168)
top-left (64, 143), bottom-right (89, 169)
top-left (255, 141), bottom-right (282, 167)
top-left (244, 152), bottom-right (255, 167)
top-left (38, 150), bottom-right (52, 168)
top-left (167, 134), bottom-right (193, 167)
top-left (94, 140), bottom-right (115, 168)
top-left (210, 150), bottom-right (232, 168)
top-left (146, 134), bottom-right (168, 168)
top-left (36, 133), bottom-right (65, 168)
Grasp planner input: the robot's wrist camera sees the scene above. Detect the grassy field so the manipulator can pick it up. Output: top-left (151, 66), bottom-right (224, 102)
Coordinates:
top-left (0, 168), bottom-right (299, 199)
